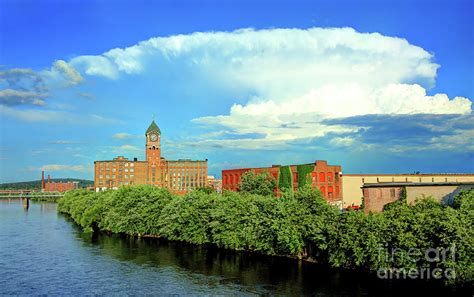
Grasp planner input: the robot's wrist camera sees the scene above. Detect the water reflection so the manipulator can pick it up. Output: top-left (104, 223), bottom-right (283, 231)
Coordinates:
top-left (70, 219), bottom-right (463, 296)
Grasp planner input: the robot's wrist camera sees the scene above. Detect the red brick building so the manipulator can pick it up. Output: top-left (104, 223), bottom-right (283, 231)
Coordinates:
top-left (222, 160), bottom-right (342, 203)
top-left (41, 171), bottom-right (78, 192)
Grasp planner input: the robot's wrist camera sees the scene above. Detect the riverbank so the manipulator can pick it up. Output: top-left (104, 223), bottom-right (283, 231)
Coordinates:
top-left (58, 185), bottom-right (473, 287)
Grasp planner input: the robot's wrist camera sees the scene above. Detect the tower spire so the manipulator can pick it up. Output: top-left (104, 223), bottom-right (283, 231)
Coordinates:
top-left (146, 119), bottom-right (161, 135)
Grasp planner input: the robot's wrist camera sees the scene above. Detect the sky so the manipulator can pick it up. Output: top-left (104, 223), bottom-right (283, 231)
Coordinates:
top-left (0, 0), bottom-right (473, 182)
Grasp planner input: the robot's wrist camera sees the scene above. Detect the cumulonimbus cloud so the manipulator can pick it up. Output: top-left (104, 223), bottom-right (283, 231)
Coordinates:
top-left (46, 28), bottom-right (474, 150)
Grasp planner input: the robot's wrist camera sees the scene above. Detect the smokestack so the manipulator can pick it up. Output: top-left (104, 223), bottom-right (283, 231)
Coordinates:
top-left (41, 171), bottom-right (45, 189)
top-left (48, 175), bottom-right (51, 183)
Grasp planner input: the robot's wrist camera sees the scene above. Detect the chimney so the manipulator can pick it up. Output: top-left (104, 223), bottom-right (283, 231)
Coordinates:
top-left (41, 171), bottom-right (45, 189)
top-left (48, 175), bottom-right (51, 183)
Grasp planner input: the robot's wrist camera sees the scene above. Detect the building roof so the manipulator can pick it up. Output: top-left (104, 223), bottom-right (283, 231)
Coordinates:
top-left (146, 120), bottom-right (161, 135)
top-left (168, 159), bottom-right (208, 163)
top-left (362, 182), bottom-right (474, 188)
top-left (222, 161), bottom-right (339, 172)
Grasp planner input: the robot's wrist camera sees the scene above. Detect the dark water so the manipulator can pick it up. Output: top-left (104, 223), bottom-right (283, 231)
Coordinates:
top-left (0, 200), bottom-right (469, 296)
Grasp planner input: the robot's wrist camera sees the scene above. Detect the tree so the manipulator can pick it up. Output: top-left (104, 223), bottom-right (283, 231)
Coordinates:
top-left (239, 171), bottom-right (277, 196)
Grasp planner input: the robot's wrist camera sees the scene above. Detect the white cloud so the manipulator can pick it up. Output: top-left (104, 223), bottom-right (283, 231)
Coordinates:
top-left (52, 60), bottom-right (84, 85)
top-left (330, 137), bottom-right (356, 147)
top-left (113, 145), bottom-right (141, 152)
top-left (48, 140), bottom-right (80, 144)
top-left (113, 132), bottom-right (133, 139)
top-left (0, 89), bottom-right (47, 106)
top-left (54, 27), bottom-right (471, 150)
top-left (70, 55), bottom-right (119, 79)
top-left (0, 105), bottom-right (120, 124)
top-left (26, 164), bottom-right (89, 172)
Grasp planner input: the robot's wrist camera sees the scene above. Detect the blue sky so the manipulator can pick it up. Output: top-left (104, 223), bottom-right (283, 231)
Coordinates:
top-left (0, 0), bottom-right (473, 182)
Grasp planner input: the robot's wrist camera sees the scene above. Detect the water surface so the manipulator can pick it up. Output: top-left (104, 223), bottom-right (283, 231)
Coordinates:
top-left (0, 200), bottom-right (466, 295)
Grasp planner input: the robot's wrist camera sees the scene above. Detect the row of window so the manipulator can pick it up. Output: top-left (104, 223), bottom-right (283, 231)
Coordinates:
top-left (98, 174), bottom-right (134, 179)
top-left (98, 181), bottom-right (132, 186)
top-left (98, 167), bottom-right (135, 172)
top-left (99, 162), bottom-right (135, 167)
top-left (319, 186), bottom-right (340, 196)
top-left (223, 171), bottom-right (337, 185)
top-left (169, 163), bottom-right (206, 167)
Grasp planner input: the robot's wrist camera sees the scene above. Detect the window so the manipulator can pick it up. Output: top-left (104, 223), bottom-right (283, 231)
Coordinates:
top-left (125, 163), bottom-right (128, 167)
top-left (327, 172), bottom-right (333, 182)
top-left (99, 175), bottom-right (103, 179)
top-left (106, 175), bottom-right (110, 178)
top-left (319, 172), bottom-right (326, 182)
top-left (320, 186), bottom-right (325, 195)
top-left (125, 168), bottom-right (128, 172)
top-left (390, 189), bottom-right (396, 198)
top-left (130, 174), bottom-right (134, 178)
top-left (125, 175), bottom-right (128, 179)
top-left (130, 163), bottom-right (134, 167)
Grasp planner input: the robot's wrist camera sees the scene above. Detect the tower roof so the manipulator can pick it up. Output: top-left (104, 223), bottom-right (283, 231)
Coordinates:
top-left (146, 120), bottom-right (161, 135)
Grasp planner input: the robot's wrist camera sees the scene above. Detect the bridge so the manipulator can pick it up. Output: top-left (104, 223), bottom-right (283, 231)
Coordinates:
top-left (0, 190), bottom-right (64, 199)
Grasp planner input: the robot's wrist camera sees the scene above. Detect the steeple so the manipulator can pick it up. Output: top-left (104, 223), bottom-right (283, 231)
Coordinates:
top-left (146, 120), bottom-right (161, 135)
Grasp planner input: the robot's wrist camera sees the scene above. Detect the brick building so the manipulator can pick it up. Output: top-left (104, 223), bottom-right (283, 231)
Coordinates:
top-left (361, 182), bottom-right (474, 213)
top-left (41, 171), bottom-right (78, 192)
top-left (94, 120), bottom-right (208, 194)
top-left (222, 160), bottom-right (342, 203)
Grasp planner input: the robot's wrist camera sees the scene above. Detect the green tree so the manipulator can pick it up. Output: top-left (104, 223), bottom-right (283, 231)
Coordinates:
top-left (239, 171), bottom-right (277, 196)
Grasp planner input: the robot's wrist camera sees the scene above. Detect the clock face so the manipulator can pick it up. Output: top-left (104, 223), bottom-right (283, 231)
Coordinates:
top-left (150, 133), bottom-right (158, 142)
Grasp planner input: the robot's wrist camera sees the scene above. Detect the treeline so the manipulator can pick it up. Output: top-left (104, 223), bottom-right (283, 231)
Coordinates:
top-left (58, 185), bottom-right (473, 286)
top-left (0, 179), bottom-right (94, 190)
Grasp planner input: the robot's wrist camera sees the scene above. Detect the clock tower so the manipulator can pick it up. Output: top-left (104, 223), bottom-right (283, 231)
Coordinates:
top-left (145, 120), bottom-right (162, 185)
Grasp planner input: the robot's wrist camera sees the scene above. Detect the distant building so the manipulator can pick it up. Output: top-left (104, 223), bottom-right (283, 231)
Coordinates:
top-left (94, 120), bottom-right (208, 194)
top-left (222, 160), bottom-right (342, 204)
top-left (342, 174), bottom-right (474, 208)
top-left (207, 175), bottom-right (222, 193)
top-left (361, 181), bottom-right (474, 213)
top-left (41, 171), bottom-right (78, 192)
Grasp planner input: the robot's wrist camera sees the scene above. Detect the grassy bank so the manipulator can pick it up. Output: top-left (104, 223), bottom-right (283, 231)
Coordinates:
top-left (58, 185), bottom-right (473, 286)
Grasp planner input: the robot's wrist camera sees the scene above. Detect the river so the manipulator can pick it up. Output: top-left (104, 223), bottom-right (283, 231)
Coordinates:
top-left (0, 200), bottom-right (467, 296)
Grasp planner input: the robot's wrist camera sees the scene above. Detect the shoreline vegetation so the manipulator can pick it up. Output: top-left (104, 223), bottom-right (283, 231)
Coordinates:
top-left (57, 183), bottom-right (473, 287)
